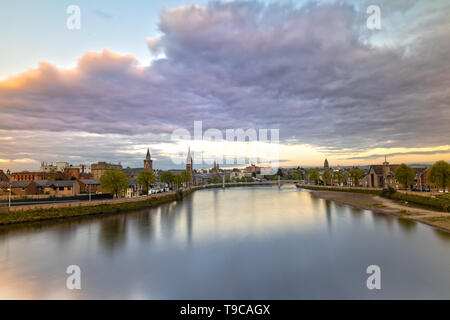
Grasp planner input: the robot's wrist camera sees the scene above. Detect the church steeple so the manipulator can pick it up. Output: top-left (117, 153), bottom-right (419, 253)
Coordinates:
top-left (144, 148), bottom-right (153, 170)
top-left (324, 158), bottom-right (329, 171)
top-left (186, 146), bottom-right (192, 165)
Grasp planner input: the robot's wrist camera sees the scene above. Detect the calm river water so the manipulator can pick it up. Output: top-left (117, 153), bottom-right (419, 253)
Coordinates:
top-left (1, 185), bottom-right (450, 299)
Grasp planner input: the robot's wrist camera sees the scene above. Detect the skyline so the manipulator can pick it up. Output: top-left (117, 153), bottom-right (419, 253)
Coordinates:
top-left (1, 0), bottom-right (449, 171)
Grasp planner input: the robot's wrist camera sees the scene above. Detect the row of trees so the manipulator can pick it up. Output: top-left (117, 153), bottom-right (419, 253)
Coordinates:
top-left (309, 168), bottom-right (362, 186)
top-left (99, 169), bottom-right (192, 198)
top-left (394, 160), bottom-right (450, 190)
top-left (308, 160), bottom-right (449, 190)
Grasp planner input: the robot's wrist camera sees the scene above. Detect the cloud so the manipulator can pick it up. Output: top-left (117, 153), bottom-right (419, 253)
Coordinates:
top-left (345, 148), bottom-right (450, 160)
top-left (0, 0), bottom-right (449, 169)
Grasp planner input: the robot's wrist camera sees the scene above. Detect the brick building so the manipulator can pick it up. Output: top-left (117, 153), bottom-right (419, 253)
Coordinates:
top-left (91, 162), bottom-right (123, 180)
top-left (0, 181), bottom-right (38, 196)
top-left (10, 171), bottom-right (64, 182)
top-left (0, 170), bottom-right (9, 182)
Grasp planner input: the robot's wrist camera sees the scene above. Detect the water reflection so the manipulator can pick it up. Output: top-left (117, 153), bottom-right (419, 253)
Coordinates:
top-left (324, 200), bottom-right (332, 233)
top-left (1, 185), bottom-right (450, 299)
top-left (98, 216), bottom-right (127, 253)
top-left (396, 217), bottom-right (418, 233)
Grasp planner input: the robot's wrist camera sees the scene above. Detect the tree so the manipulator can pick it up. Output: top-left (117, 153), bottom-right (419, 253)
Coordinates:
top-left (394, 163), bottom-right (415, 189)
top-left (349, 168), bottom-right (362, 186)
top-left (428, 160), bottom-right (450, 191)
top-left (160, 171), bottom-right (175, 190)
top-left (136, 170), bottom-right (156, 195)
top-left (181, 170), bottom-right (192, 188)
top-left (99, 169), bottom-right (129, 198)
top-left (173, 174), bottom-right (183, 189)
top-left (309, 169), bottom-right (320, 184)
top-left (293, 172), bottom-right (303, 181)
top-left (322, 170), bottom-right (331, 185)
top-left (333, 170), bottom-right (344, 186)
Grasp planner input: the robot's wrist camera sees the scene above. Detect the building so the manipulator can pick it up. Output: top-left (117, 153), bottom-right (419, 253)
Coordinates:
top-left (122, 149), bottom-right (154, 179)
top-left (244, 164), bottom-right (260, 174)
top-left (324, 159), bottom-right (329, 171)
top-left (415, 167), bottom-right (436, 191)
top-left (122, 168), bottom-right (146, 179)
top-left (78, 179), bottom-right (100, 194)
top-left (366, 157), bottom-right (399, 188)
top-left (186, 146), bottom-right (194, 185)
top-left (40, 161), bottom-right (69, 172)
top-left (144, 148), bottom-right (153, 170)
top-left (91, 162), bottom-right (123, 180)
top-left (260, 167), bottom-right (276, 176)
top-left (0, 170), bottom-right (9, 182)
top-left (0, 181), bottom-right (38, 196)
top-left (35, 180), bottom-right (80, 196)
top-left (68, 164), bottom-right (91, 174)
top-left (10, 171), bottom-right (64, 182)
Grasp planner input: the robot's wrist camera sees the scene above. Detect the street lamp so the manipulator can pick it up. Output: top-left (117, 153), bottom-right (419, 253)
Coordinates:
top-left (8, 179), bottom-right (11, 208)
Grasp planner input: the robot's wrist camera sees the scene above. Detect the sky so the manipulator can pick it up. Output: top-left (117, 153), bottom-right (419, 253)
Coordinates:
top-left (0, 0), bottom-right (449, 171)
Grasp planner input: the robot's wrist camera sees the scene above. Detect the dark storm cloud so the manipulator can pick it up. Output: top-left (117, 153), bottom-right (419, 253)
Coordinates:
top-left (0, 0), bottom-right (449, 167)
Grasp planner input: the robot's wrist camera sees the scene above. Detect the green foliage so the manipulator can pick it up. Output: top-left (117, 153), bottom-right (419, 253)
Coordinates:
top-left (332, 170), bottom-right (344, 185)
top-left (301, 185), bottom-right (381, 196)
top-left (384, 192), bottom-right (450, 212)
top-left (160, 171), bottom-right (175, 189)
top-left (381, 186), bottom-right (396, 197)
top-left (208, 176), bottom-right (221, 184)
top-left (293, 172), bottom-right (303, 181)
top-left (174, 174), bottom-right (184, 188)
top-left (394, 163), bottom-right (415, 189)
top-left (349, 168), bottom-right (362, 186)
top-left (99, 169), bottom-right (129, 198)
top-left (322, 170), bottom-right (331, 185)
top-left (0, 192), bottom-right (185, 225)
top-left (428, 160), bottom-right (450, 190)
top-left (301, 185), bottom-right (450, 212)
top-left (309, 169), bottom-right (320, 184)
top-left (181, 170), bottom-right (192, 185)
top-left (136, 170), bottom-right (156, 194)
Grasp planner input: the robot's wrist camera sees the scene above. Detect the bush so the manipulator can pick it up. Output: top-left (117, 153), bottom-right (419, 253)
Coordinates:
top-left (384, 192), bottom-right (450, 212)
top-left (381, 187), bottom-right (396, 197)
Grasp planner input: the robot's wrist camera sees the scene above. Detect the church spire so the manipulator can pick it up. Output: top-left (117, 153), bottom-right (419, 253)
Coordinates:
top-left (186, 146), bottom-right (192, 164)
top-left (146, 148), bottom-right (151, 160)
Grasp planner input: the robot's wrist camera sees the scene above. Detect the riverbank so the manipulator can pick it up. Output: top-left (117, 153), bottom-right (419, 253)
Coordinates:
top-left (305, 189), bottom-right (450, 232)
top-left (0, 187), bottom-right (202, 226)
top-left (0, 182), bottom-right (281, 226)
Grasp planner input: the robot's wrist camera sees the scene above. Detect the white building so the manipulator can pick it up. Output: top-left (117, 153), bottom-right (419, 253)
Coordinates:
top-left (260, 167), bottom-right (276, 175)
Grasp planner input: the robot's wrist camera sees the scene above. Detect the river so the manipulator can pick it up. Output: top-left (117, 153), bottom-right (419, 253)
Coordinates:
top-left (1, 185), bottom-right (449, 299)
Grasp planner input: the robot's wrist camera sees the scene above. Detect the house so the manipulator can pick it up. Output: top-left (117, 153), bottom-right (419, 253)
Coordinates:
top-left (122, 168), bottom-right (146, 179)
top-left (0, 181), bottom-right (38, 196)
top-left (0, 170), bottom-right (9, 182)
top-left (91, 162), bottom-right (123, 179)
top-left (125, 178), bottom-right (141, 198)
top-left (10, 171), bottom-right (65, 182)
top-left (78, 179), bottom-right (101, 194)
top-left (35, 180), bottom-right (80, 196)
top-left (415, 167), bottom-right (437, 191)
